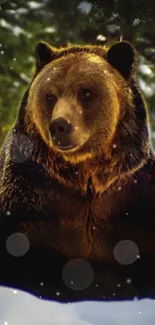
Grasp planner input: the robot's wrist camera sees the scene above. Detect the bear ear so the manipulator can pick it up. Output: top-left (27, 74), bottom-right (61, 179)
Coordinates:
top-left (35, 41), bottom-right (57, 71)
top-left (107, 41), bottom-right (136, 79)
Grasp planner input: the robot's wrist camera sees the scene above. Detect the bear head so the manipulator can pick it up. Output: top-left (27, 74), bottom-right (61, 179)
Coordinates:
top-left (16, 41), bottom-right (151, 196)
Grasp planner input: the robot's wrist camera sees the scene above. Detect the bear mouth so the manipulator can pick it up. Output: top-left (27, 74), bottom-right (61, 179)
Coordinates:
top-left (56, 144), bottom-right (74, 151)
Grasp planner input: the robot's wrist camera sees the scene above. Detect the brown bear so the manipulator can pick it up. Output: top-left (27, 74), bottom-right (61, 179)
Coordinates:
top-left (0, 40), bottom-right (155, 302)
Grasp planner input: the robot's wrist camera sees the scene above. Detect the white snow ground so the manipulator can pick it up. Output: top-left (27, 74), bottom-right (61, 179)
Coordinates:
top-left (0, 286), bottom-right (155, 324)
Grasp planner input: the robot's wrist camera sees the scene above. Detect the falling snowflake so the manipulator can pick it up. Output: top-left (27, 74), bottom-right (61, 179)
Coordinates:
top-left (134, 179), bottom-right (138, 184)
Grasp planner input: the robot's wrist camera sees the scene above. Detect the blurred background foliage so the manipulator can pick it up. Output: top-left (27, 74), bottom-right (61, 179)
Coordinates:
top-left (0, 0), bottom-right (155, 147)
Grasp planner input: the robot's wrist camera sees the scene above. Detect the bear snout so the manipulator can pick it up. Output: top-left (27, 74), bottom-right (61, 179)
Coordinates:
top-left (50, 117), bottom-right (73, 149)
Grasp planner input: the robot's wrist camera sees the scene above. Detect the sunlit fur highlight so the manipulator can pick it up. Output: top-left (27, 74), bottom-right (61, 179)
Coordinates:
top-left (22, 44), bottom-right (151, 196)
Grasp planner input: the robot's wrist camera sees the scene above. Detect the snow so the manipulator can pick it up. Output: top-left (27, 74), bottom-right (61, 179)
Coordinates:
top-left (106, 24), bottom-right (120, 33)
top-left (28, 2), bottom-right (44, 9)
top-left (96, 34), bottom-right (106, 41)
top-left (133, 18), bottom-right (141, 26)
top-left (16, 8), bottom-right (28, 15)
top-left (138, 79), bottom-right (155, 97)
top-left (139, 64), bottom-right (153, 76)
top-left (0, 19), bottom-right (32, 38)
top-left (0, 19), bottom-right (10, 28)
top-left (44, 27), bottom-right (56, 33)
top-left (0, 286), bottom-right (155, 324)
top-left (12, 26), bottom-right (24, 37)
top-left (77, 1), bottom-right (92, 15)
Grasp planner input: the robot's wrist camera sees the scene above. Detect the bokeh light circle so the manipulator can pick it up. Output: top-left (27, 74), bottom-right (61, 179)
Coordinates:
top-left (6, 232), bottom-right (30, 257)
top-left (114, 240), bottom-right (139, 265)
top-left (62, 258), bottom-right (94, 291)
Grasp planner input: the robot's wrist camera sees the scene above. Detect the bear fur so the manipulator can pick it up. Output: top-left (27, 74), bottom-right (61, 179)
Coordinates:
top-left (0, 41), bottom-right (155, 302)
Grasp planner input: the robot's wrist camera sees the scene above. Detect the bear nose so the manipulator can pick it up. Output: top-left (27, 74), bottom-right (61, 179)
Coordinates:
top-left (50, 117), bottom-right (72, 134)
top-left (50, 118), bottom-right (73, 146)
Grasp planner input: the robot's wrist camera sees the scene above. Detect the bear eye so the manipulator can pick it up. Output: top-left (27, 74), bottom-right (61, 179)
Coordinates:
top-left (79, 88), bottom-right (93, 102)
top-left (46, 94), bottom-right (57, 107)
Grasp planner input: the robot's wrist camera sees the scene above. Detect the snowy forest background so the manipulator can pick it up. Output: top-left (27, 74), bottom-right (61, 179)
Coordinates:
top-left (0, 0), bottom-right (155, 148)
